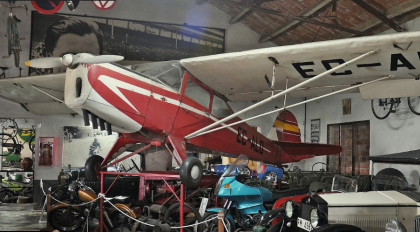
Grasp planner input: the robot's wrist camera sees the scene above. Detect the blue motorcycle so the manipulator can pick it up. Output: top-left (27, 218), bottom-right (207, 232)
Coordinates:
top-left (203, 155), bottom-right (285, 232)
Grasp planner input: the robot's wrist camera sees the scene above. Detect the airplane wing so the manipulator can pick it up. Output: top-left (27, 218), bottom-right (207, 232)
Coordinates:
top-left (0, 73), bottom-right (75, 114)
top-left (180, 31), bottom-right (420, 102)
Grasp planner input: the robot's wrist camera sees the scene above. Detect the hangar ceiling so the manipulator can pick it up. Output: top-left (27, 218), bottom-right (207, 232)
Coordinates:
top-left (200, 0), bottom-right (420, 45)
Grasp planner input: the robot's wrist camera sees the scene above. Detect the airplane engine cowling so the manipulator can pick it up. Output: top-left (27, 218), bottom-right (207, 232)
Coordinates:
top-left (64, 64), bottom-right (92, 108)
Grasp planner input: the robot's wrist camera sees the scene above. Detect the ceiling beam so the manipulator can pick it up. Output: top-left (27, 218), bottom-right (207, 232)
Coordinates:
top-left (351, 0), bottom-right (406, 32)
top-left (333, 0), bottom-right (420, 39)
top-left (210, 0), bottom-right (367, 36)
top-left (259, 0), bottom-right (333, 43)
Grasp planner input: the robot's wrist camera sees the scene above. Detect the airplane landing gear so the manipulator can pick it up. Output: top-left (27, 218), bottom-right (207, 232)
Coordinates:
top-left (180, 157), bottom-right (203, 188)
top-left (85, 155), bottom-right (106, 181)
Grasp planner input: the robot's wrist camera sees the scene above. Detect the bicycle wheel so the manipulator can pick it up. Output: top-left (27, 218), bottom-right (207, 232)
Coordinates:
top-left (371, 98), bottom-right (393, 120)
top-left (7, 17), bottom-right (12, 56)
top-left (13, 47), bottom-right (20, 67)
top-left (0, 133), bottom-right (16, 156)
top-left (408, 97), bottom-right (420, 115)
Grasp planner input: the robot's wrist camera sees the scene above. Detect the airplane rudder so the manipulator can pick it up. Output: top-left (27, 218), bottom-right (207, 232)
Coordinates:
top-left (272, 110), bottom-right (301, 142)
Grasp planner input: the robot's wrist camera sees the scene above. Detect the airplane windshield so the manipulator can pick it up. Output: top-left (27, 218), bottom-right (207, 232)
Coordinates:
top-left (131, 61), bottom-right (184, 91)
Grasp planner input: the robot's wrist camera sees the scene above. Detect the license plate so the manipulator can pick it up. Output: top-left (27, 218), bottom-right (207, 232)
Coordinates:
top-left (297, 217), bottom-right (313, 231)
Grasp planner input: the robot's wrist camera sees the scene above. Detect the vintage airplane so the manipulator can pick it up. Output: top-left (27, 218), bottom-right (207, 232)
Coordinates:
top-left (3, 30), bottom-right (420, 186)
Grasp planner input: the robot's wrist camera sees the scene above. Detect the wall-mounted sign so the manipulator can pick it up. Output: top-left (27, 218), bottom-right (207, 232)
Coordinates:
top-left (311, 119), bottom-right (320, 143)
top-left (92, 1), bottom-right (116, 10)
top-left (31, 1), bottom-right (63, 14)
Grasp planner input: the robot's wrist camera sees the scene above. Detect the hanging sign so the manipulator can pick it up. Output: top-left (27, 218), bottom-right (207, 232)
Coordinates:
top-left (31, 1), bottom-right (64, 14)
top-left (92, 1), bottom-right (116, 10)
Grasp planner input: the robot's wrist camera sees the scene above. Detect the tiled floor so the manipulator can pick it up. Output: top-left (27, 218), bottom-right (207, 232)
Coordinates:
top-left (0, 203), bottom-right (47, 231)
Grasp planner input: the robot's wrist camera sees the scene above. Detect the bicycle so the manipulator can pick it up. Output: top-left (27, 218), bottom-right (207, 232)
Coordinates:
top-left (0, 1), bottom-right (28, 67)
top-left (371, 97), bottom-right (420, 119)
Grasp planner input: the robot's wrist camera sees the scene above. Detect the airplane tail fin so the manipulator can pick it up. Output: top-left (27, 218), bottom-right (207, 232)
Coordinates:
top-left (268, 110), bottom-right (301, 142)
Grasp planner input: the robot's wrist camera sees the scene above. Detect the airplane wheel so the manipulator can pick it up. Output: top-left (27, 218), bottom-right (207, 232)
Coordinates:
top-left (85, 155), bottom-right (105, 181)
top-left (180, 157), bottom-right (203, 188)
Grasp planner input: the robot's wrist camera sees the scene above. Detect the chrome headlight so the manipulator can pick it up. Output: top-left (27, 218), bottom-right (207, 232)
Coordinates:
top-left (385, 220), bottom-right (407, 232)
top-left (310, 208), bottom-right (319, 228)
top-left (285, 201), bottom-right (293, 218)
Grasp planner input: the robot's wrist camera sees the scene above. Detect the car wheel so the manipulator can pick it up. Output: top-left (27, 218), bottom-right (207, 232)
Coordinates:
top-left (263, 171), bottom-right (278, 184)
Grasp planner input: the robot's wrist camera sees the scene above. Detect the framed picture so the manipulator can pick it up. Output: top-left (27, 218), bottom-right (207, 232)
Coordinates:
top-left (62, 126), bottom-right (118, 168)
top-left (311, 119), bottom-right (320, 143)
top-left (29, 11), bottom-right (225, 75)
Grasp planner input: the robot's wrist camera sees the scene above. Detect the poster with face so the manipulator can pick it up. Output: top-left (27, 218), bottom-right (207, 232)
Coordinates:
top-left (29, 11), bottom-right (225, 75)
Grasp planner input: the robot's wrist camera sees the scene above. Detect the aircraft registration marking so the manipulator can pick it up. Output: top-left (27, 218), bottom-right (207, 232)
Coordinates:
top-left (237, 126), bottom-right (264, 154)
top-left (292, 53), bottom-right (420, 78)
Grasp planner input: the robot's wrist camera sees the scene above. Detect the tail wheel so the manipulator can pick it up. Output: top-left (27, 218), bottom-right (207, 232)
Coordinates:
top-left (371, 98), bottom-right (393, 120)
top-left (85, 155), bottom-right (105, 181)
top-left (180, 157), bottom-right (203, 188)
top-left (48, 207), bottom-right (85, 231)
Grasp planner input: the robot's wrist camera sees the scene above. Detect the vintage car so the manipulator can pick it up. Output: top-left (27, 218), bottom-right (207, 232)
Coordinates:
top-left (285, 190), bottom-right (420, 232)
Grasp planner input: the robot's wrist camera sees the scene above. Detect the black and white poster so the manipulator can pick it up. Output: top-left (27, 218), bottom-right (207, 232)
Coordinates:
top-left (29, 11), bottom-right (225, 75)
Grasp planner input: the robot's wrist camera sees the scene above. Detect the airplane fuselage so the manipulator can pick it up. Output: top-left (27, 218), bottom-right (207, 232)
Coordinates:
top-left (64, 60), bottom-right (285, 165)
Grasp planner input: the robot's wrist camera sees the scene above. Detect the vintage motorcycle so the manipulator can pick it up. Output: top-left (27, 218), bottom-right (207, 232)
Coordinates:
top-left (203, 155), bottom-right (286, 232)
top-left (0, 172), bottom-right (33, 203)
top-left (47, 177), bottom-right (142, 232)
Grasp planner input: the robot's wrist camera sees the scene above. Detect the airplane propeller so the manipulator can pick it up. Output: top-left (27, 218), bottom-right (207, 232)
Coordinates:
top-left (25, 54), bottom-right (124, 69)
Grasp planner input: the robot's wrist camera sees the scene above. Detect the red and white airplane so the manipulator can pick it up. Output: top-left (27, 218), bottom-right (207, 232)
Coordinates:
top-left (3, 31), bottom-right (420, 186)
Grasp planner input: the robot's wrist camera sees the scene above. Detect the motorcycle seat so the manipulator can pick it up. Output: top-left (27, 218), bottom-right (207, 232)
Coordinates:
top-left (112, 196), bottom-right (131, 204)
top-left (271, 187), bottom-right (309, 200)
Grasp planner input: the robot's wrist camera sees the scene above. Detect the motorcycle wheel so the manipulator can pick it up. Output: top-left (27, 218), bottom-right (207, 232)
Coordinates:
top-left (48, 207), bottom-right (85, 231)
top-left (202, 212), bottom-right (234, 232)
top-left (163, 202), bottom-right (203, 232)
top-left (0, 189), bottom-right (14, 203)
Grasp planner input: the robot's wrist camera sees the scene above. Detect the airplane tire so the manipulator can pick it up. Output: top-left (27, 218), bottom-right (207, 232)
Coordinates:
top-left (85, 155), bottom-right (105, 181)
top-left (180, 157), bottom-right (203, 188)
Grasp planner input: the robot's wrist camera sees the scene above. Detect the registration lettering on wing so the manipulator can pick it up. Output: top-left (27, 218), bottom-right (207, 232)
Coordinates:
top-left (297, 217), bottom-right (313, 231)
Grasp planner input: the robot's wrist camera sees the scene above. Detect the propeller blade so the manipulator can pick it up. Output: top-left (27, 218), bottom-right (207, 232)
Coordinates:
top-left (25, 57), bottom-right (63, 68)
top-left (73, 55), bottom-right (124, 65)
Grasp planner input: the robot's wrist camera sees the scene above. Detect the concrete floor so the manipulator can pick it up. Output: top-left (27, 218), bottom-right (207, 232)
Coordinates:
top-left (0, 203), bottom-right (47, 231)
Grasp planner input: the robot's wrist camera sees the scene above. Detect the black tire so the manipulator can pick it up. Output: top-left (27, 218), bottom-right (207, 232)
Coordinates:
top-left (0, 189), bottom-right (15, 203)
top-left (85, 155), bottom-right (105, 181)
top-left (371, 98), bottom-right (392, 120)
top-left (0, 133), bottom-right (16, 156)
top-left (263, 171), bottom-right (278, 184)
top-left (180, 157), bottom-right (203, 188)
top-left (202, 212), bottom-right (234, 232)
top-left (29, 135), bottom-right (35, 154)
top-left (7, 16), bottom-right (11, 56)
top-left (312, 224), bottom-right (366, 232)
top-left (163, 202), bottom-right (203, 232)
top-left (48, 206), bottom-right (85, 231)
top-left (408, 97), bottom-right (420, 115)
top-left (13, 49), bottom-right (19, 68)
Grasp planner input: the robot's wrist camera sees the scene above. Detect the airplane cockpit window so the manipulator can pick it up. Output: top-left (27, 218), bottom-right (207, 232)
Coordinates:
top-left (185, 79), bottom-right (210, 108)
top-left (131, 61), bottom-right (184, 91)
top-left (212, 95), bottom-right (232, 118)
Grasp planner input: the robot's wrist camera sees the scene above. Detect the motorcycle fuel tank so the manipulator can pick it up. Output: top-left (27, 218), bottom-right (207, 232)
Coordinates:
top-left (78, 188), bottom-right (98, 202)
